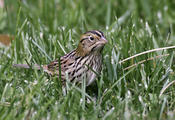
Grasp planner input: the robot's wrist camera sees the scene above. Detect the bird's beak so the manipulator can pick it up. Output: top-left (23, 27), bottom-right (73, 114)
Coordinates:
top-left (100, 37), bottom-right (108, 45)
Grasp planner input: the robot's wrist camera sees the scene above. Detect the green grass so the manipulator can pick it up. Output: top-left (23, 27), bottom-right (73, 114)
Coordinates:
top-left (1, 0), bottom-right (175, 119)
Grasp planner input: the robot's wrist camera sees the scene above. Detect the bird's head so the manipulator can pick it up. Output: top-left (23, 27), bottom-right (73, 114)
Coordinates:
top-left (76, 30), bottom-right (108, 56)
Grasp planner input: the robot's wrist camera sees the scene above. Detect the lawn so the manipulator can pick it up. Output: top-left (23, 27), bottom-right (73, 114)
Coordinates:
top-left (0, 0), bottom-right (175, 119)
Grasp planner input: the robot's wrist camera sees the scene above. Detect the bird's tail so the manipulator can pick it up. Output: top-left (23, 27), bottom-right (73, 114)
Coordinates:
top-left (13, 64), bottom-right (41, 70)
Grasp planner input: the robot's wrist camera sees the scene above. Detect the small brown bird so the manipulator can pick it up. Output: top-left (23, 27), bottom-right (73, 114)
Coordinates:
top-left (14, 30), bottom-right (107, 86)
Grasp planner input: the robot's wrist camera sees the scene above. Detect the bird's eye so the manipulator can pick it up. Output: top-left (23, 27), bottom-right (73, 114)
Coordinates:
top-left (89, 36), bottom-right (94, 40)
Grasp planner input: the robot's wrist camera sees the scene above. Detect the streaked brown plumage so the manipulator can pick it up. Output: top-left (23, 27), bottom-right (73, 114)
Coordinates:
top-left (14, 30), bottom-right (107, 86)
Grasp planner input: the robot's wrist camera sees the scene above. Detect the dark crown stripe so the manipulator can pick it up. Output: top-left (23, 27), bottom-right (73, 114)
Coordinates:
top-left (89, 31), bottom-right (102, 37)
top-left (98, 31), bottom-right (104, 37)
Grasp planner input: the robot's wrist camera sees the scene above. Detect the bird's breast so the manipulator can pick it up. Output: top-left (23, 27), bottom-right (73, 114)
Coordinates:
top-left (64, 53), bottom-right (102, 85)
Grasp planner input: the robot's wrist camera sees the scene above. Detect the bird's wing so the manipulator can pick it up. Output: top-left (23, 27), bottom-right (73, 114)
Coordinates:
top-left (42, 57), bottom-right (75, 78)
